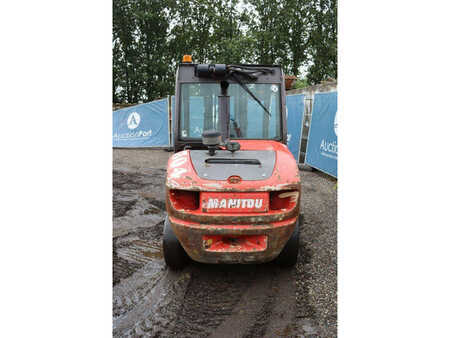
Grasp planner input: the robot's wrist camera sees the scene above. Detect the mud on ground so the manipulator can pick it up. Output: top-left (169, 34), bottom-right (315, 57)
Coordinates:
top-left (113, 149), bottom-right (337, 337)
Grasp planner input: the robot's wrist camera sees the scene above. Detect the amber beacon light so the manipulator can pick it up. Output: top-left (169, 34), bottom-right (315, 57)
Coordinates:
top-left (182, 54), bottom-right (193, 63)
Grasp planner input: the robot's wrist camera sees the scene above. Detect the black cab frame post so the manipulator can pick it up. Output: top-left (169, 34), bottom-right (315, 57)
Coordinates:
top-left (218, 80), bottom-right (230, 144)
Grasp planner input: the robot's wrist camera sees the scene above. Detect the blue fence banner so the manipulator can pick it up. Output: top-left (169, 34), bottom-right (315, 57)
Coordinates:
top-left (305, 91), bottom-right (337, 177)
top-left (113, 98), bottom-right (169, 147)
top-left (286, 94), bottom-right (305, 161)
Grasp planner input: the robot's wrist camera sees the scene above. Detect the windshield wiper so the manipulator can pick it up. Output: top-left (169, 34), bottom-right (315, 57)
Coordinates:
top-left (230, 72), bottom-right (271, 117)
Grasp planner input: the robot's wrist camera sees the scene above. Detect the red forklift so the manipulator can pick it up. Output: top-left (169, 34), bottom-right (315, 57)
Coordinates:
top-left (163, 55), bottom-right (303, 269)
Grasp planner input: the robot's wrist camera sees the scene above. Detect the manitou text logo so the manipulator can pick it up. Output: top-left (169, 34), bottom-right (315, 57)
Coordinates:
top-left (127, 112), bottom-right (141, 130)
top-left (206, 198), bottom-right (263, 209)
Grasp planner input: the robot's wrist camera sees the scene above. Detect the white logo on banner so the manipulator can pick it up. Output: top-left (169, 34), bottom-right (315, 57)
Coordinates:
top-left (127, 112), bottom-right (141, 130)
top-left (318, 109), bottom-right (338, 160)
top-left (334, 111), bottom-right (338, 136)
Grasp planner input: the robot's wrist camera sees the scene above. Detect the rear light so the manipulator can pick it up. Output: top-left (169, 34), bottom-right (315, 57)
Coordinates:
top-left (169, 190), bottom-right (199, 210)
top-left (270, 190), bottom-right (298, 210)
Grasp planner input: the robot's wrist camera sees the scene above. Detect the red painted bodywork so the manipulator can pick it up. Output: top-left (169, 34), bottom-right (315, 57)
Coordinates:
top-left (165, 140), bottom-right (301, 264)
top-left (203, 234), bottom-right (268, 252)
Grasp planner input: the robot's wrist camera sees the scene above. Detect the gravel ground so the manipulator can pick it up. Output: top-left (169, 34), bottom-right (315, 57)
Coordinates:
top-left (113, 148), bottom-right (337, 337)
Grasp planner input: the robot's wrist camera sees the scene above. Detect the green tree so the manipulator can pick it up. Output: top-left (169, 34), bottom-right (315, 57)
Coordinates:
top-left (208, 0), bottom-right (256, 64)
top-left (246, 0), bottom-right (290, 66)
top-left (112, 0), bottom-right (337, 103)
top-left (113, 0), bottom-right (140, 102)
top-left (245, 0), bottom-right (312, 77)
top-left (284, 0), bottom-right (309, 76)
top-left (134, 0), bottom-right (173, 100)
top-left (168, 0), bottom-right (252, 64)
top-left (113, 0), bottom-right (174, 103)
top-left (306, 0), bottom-right (337, 84)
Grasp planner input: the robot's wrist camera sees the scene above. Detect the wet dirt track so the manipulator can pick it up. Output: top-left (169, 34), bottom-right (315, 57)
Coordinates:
top-left (113, 149), bottom-right (337, 337)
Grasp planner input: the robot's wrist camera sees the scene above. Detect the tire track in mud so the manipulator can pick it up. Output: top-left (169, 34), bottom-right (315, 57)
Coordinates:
top-left (114, 225), bottom-right (308, 337)
top-left (245, 268), bottom-right (297, 338)
top-left (170, 264), bottom-right (261, 337)
top-left (114, 260), bottom-right (316, 338)
top-left (114, 264), bottom-right (192, 337)
top-left (113, 223), bottom-right (164, 286)
top-left (208, 266), bottom-right (275, 338)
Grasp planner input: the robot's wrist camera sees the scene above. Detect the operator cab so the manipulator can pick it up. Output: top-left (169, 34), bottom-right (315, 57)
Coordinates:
top-left (173, 61), bottom-right (288, 152)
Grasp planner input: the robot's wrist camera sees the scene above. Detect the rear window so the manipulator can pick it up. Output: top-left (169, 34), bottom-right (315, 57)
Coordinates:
top-left (179, 83), bottom-right (281, 139)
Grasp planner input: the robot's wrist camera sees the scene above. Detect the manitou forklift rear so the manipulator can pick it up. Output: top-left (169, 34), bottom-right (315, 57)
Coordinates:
top-left (163, 55), bottom-right (303, 269)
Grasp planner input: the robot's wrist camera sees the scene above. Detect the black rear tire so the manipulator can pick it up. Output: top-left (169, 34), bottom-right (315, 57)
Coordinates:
top-left (275, 214), bottom-right (302, 267)
top-left (163, 216), bottom-right (188, 270)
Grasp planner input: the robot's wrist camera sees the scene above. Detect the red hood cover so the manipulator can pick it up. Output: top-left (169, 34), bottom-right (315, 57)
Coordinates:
top-left (166, 140), bottom-right (301, 192)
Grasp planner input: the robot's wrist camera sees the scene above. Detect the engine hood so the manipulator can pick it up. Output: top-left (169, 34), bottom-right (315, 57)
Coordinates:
top-left (190, 150), bottom-right (275, 181)
top-left (166, 140), bottom-right (301, 192)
